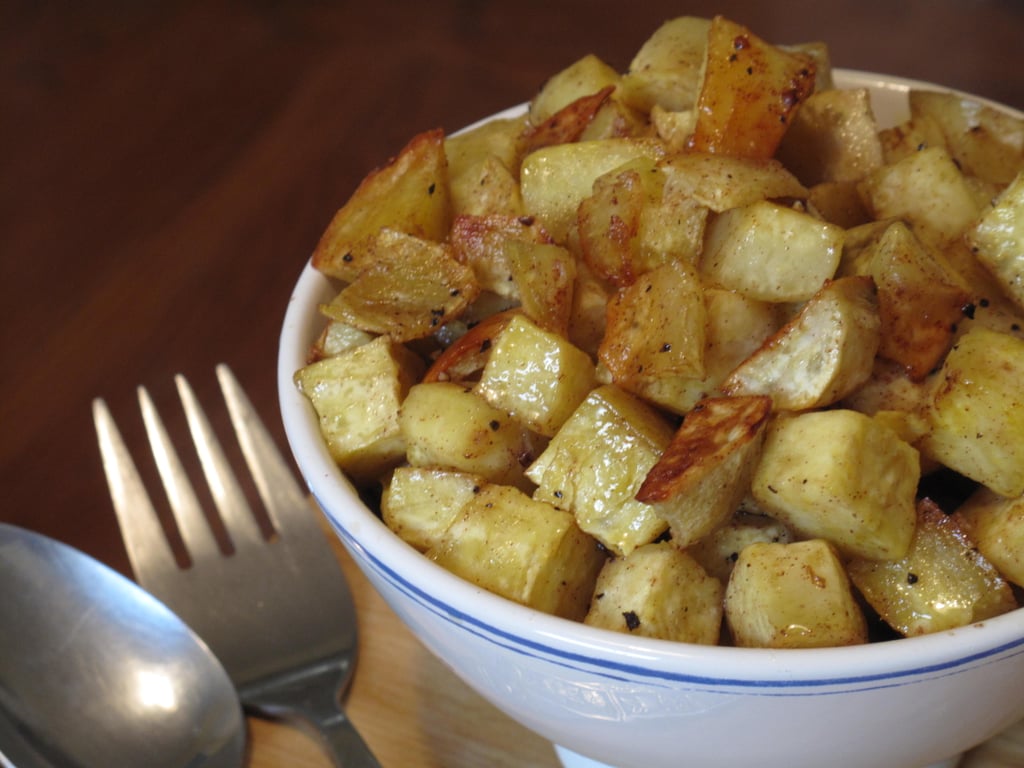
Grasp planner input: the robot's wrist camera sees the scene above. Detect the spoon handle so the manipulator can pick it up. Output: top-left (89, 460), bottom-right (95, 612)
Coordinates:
top-left (240, 662), bottom-right (381, 768)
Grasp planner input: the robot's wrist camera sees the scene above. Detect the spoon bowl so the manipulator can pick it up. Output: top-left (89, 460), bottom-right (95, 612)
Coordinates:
top-left (0, 523), bottom-right (245, 768)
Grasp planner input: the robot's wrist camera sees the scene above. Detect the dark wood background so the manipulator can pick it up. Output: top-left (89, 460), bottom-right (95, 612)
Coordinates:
top-left (4, 0), bottom-right (1023, 576)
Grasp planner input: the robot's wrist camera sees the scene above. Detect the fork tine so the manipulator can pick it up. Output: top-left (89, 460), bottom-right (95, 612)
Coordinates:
top-left (138, 385), bottom-right (222, 563)
top-left (216, 364), bottom-right (310, 535)
top-left (175, 373), bottom-right (264, 549)
top-left (92, 397), bottom-right (179, 580)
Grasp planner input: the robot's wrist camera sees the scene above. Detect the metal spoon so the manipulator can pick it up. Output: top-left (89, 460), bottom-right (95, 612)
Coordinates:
top-left (0, 523), bottom-right (245, 768)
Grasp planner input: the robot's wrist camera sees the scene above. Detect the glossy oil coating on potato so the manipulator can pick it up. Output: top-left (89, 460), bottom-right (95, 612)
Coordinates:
top-left (295, 13), bottom-right (1024, 648)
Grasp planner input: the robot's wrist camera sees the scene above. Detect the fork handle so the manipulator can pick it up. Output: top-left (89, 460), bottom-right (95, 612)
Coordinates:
top-left (241, 663), bottom-right (382, 768)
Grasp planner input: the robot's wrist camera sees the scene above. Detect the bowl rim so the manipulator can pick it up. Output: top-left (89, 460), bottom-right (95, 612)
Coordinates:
top-left (278, 68), bottom-right (1024, 691)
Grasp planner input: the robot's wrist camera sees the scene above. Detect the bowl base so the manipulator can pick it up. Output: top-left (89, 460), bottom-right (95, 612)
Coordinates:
top-left (553, 744), bottom-right (963, 768)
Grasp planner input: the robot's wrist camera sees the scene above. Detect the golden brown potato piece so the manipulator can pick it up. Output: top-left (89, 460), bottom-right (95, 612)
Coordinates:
top-left (699, 200), bottom-right (843, 303)
top-left (577, 161), bottom-right (652, 287)
top-left (920, 325), bottom-right (1024, 498)
top-left (908, 89), bottom-right (1024, 186)
top-left (294, 336), bottom-right (424, 484)
top-left (619, 16), bottom-right (711, 113)
top-left (474, 314), bottom-right (596, 437)
top-left (448, 213), bottom-right (552, 299)
top-left (504, 239), bottom-right (576, 336)
top-left (445, 115), bottom-right (527, 218)
top-left (966, 172), bottom-right (1024, 312)
top-left (751, 409), bottom-right (919, 561)
top-left (659, 152), bottom-right (808, 213)
top-left (722, 276), bottom-right (880, 411)
top-left (687, 15), bottom-right (816, 160)
top-left (320, 229), bottom-right (479, 342)
top-left (775, 88), bottom-right (885, 186)
top-left (857, 145), bottom-right (982, 249)
top-left (381, 466), bottom-right (485, 552)
top-left (725, 539), bottom-right (867, 649)
top-left (848, 499), bottom-right (1018, 636)
top-left (400, 382), bottom-right (535, 487)
top-left (428, 483), bottom-right (606, 620)
top-left (959, 485), bottom-right (1024, 588)
top-left (599, 260), bottom-right (706, 389)
top-left (637, 395), bottom-right (771, 549)
top-left (312, 128), bottom-right (451, 281)
top-left (839, 220), bottom-right (969, 380)
top-left (585, 542), bottom-right (723, 644)
top-left (527, 385), bottom-right (673, 556)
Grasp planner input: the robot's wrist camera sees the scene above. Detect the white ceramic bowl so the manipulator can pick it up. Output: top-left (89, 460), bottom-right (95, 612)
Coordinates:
top-left (279, 71), bottom-right (1024, 768)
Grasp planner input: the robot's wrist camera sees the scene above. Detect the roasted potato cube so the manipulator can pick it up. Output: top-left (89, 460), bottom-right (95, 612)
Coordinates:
top-left (908, 89), bottom-right (1024, 186)
top-left (775, 88), bottom-right (884, 186)
top-left (294, 336), bottom-right (424, 484)
top-left (751, 409), bottom-right (919, 560)
top-left (599, 260), bottom-right (707, 390)
top-left (959, 485), bottom-right (1024, 588)
top-left (619, 16), bottom-right (711, 113)
top-left (446, 116), bottom-right (527, 218)
top-left (687, 15), bottom-right (816, 160)
top-left (449, 154), bottom-right (523, 218)
top-left (520, 138), bottom-right (666, 243)
top-left (585, 542), bottom-right (723, 644)
top-left (504, 239), bottom-right (576, 336)
top-left (722, 276), bottom-right (880, 411)
top-left (320, 229), bottom-right (479, 342)
top-left (568, 261), bottom-right (612, 358)
top-left (400, 381), bottom-right (534, 487)
top-left (527, 385), bottom-right (673, 555)
top-left (699, 200), bottom-right (843, 303)
top-left (966, 171), bottom-right (1024, 312)
top-left (689, 511), bottom-right (793, 583)
top-left (448, 213), bottom-right (552, 299)
top-left (427, 483), bottom-right (606, 620)
top-left (839, 220), bottom-right (969, 380)
top-left (381, 466), bottom-right (484, 552)
top-left (858, 145), bottom-right (982, 248)
top-left (659, 152), bottom-right (807, 214)
top-left (919, 326), bottom-right (1024, 498)
top-left (313, 128), bottom-right (452, 282)
top-left (725, 539), bottom-right (868, 649)
top-left (637, 174), bottom-right (710, 269)
top-left (528, 54), bottom-right (622, 124)
top-left (577, 159), bottom-right (659, 287)
top-left (848, 499), bottom-right (1018, 636)
top-left (637, 395), bottom-right (772, 549)
top-left (446, 115), bottom-right (525, 176)
top-left (474, 315), bottom-right (596, 437)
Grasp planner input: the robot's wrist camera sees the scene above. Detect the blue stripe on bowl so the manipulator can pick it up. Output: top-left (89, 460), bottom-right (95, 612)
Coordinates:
top-left (320, 508), bottom-right (1024, 695)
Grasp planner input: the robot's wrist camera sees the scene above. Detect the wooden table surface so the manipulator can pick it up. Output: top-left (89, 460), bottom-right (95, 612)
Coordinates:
top-left (4, 2), bottom-right (1024, 766)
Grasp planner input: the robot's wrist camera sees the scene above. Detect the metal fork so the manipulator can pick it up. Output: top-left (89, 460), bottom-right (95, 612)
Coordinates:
top-left (93, 364), bottom-right (381, 767)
